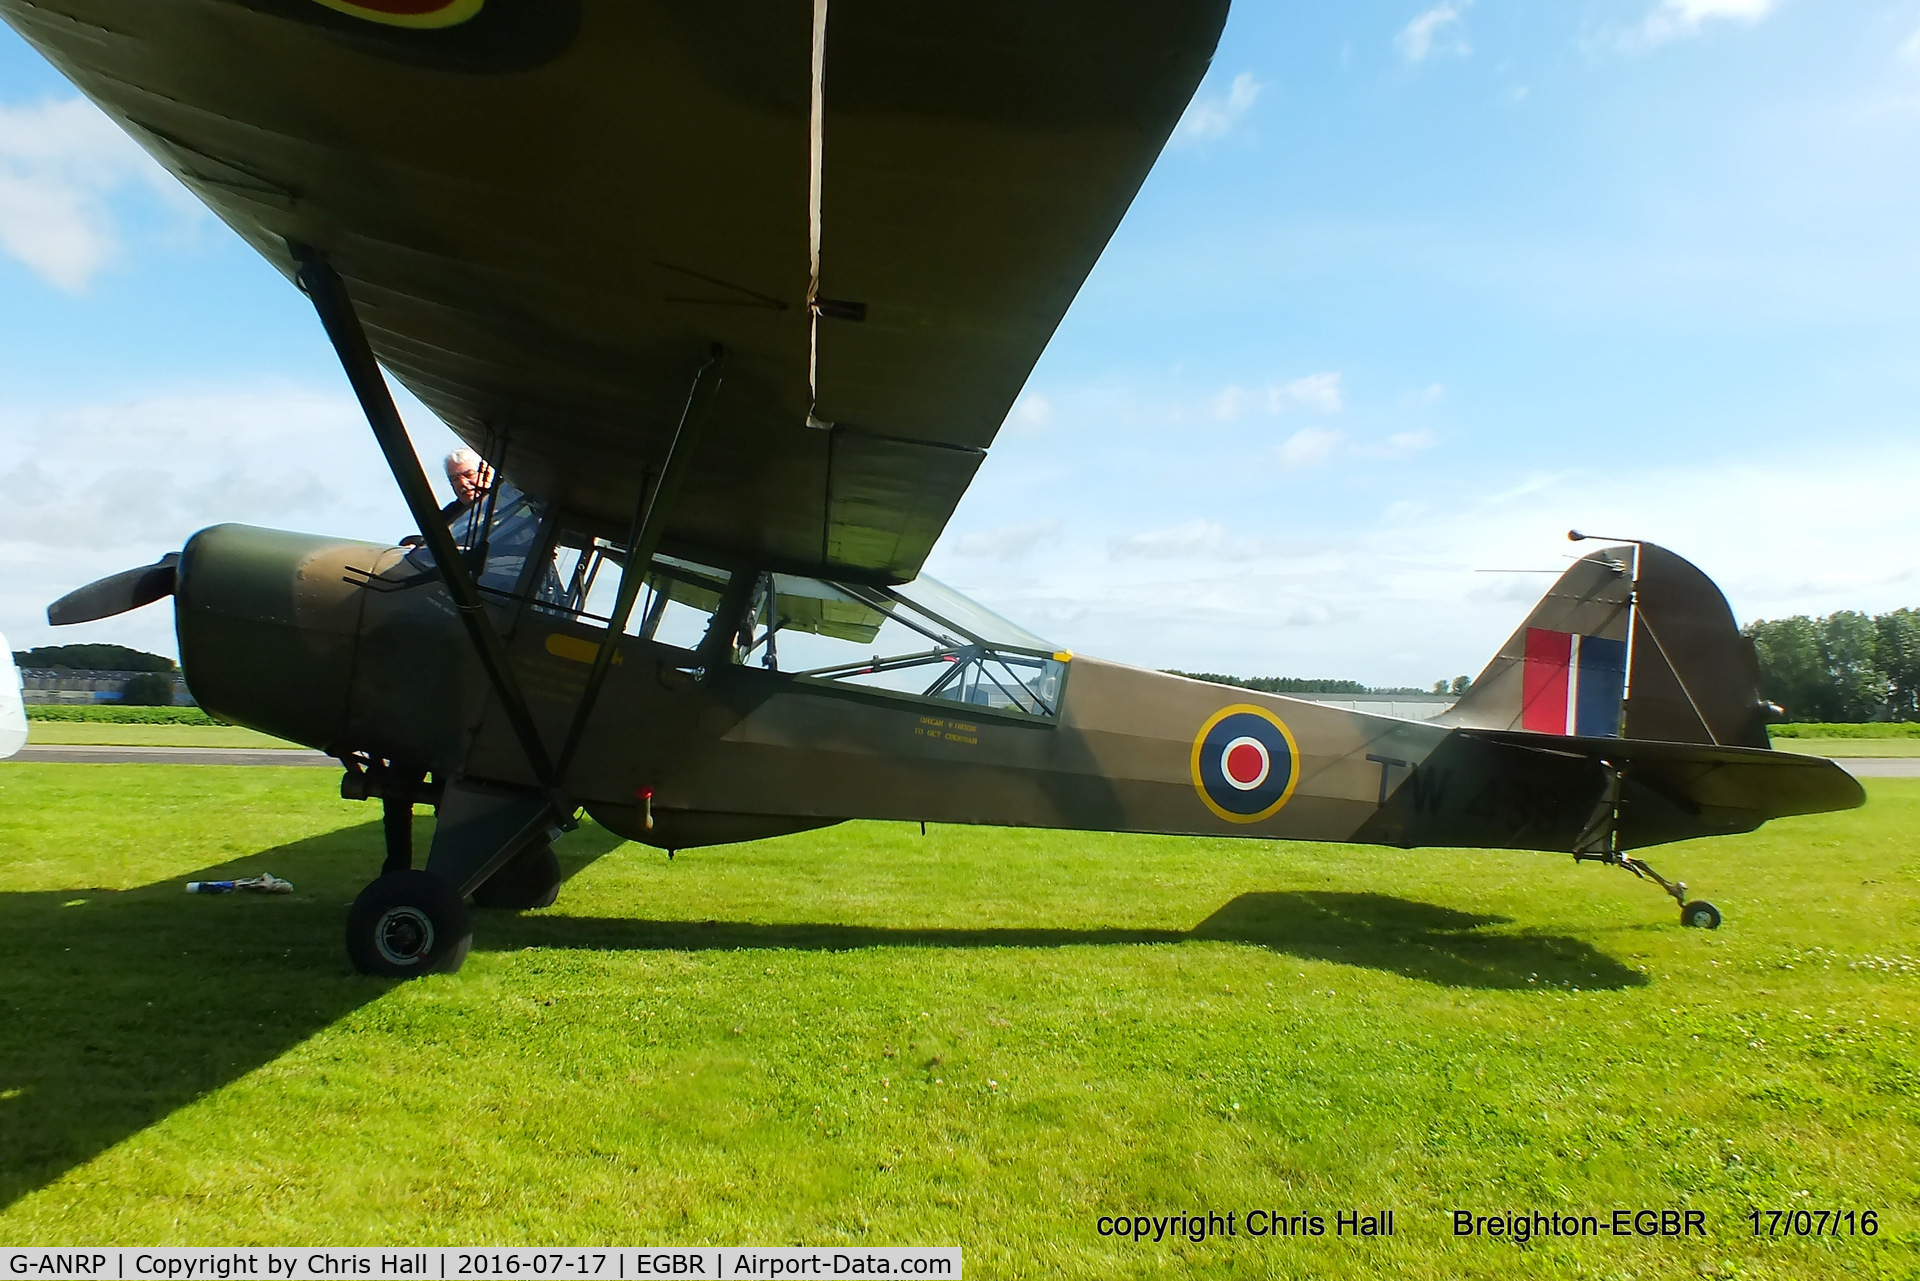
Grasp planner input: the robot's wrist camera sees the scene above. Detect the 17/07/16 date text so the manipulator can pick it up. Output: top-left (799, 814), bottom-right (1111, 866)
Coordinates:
top-left (1749, 1209), bottom-right (1879, 1237)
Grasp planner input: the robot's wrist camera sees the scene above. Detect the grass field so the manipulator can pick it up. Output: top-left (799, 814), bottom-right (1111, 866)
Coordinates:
top-left (0, 765), bottom-right (1912, 1278)
top-left (1769, 724), bottom-right (1920, 739)
top-left (1771, 739), bottom-right (1920, 758)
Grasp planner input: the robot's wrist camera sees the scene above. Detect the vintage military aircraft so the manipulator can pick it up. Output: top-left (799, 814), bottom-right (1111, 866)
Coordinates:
top-left (12, 0), bottom-right (1862, 976)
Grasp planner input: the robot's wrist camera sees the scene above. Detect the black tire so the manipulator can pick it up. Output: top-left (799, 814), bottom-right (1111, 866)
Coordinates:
top-left (471, 841), bottom-right (562, 911)
top-left (1681, 900), bottom-right (1722, 930)
top-left (346, 869), bottom-right (473, 977)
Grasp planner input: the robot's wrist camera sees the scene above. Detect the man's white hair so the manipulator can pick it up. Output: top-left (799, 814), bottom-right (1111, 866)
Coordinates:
top-left (444, 447), bottom-right (483, 476)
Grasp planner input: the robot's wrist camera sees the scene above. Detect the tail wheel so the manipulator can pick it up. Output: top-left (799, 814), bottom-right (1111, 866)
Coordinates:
top-left (1681, 900), bottom-right (1722, 930)
top-left (346, 869), bottom-right (473, 977)
top-left (471, 841), bottom-right (562, 911)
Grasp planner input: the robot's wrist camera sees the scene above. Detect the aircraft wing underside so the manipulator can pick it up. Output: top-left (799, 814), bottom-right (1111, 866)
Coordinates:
top-left (0, 0), bottom-right (1228, 579)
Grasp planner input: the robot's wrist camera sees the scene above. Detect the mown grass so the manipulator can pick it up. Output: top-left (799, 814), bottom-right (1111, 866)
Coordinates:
top-left (1772, 739), bottom-right (1920, 759)
top-left (0, 765), bottom-right (1912, 1279)
top-left (25, 721), bottom-right (300, 749)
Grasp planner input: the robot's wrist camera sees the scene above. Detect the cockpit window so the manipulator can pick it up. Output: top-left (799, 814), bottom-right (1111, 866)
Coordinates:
top-left (422, 487), bottom-right (1066, 720)
top-left (738, 573), bottom-right (1067, 719)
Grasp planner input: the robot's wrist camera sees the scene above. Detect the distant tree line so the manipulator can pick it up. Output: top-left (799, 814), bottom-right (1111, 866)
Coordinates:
top-left (1168, 672), bottom-right (1470, 697)
top-left (11, 644), bottom-right (176, 673)
top-left (1744, 609), bottom-right (1920, 723)
top-left (10, 644), bottom-right (179, 706)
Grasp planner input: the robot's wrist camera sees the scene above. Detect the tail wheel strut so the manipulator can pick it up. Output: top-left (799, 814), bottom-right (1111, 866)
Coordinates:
top-left (1573, 760), bottom-right (1722, 929)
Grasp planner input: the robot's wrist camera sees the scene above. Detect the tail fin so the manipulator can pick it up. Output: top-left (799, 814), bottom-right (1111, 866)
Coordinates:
top-left (1439, 541), bottom-right (1772, 748)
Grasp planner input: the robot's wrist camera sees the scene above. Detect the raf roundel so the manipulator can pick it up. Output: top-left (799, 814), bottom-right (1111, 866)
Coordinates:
top-left (1190, 704), bottom-right (1300, 824)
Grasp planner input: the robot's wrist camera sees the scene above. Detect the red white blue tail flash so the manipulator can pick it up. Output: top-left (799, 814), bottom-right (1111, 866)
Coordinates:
top-left (1521, 627), bottom-right (1627, 737)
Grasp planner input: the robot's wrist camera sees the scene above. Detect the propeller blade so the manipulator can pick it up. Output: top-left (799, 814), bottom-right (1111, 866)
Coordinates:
top-left (48, 553), bottom-right (180, 626)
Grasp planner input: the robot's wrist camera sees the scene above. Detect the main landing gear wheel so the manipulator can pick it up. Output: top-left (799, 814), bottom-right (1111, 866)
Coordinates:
top-left (1681, 900), bottom-right (1723, 930)
top-left (471, 842), bottom-right (562, 911)
top-left (346, 869), bottom-right (473, 977)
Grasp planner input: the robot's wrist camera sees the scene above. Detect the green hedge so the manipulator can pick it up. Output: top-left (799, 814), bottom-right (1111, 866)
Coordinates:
top-left (25, 705), bottom-right (219, 725)
top-left (1768, 722), bottom-right (1920, 739)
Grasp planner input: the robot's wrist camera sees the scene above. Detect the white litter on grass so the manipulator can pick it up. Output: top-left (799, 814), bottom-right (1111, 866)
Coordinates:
top-left (186, 874), bottom-right (294, 894)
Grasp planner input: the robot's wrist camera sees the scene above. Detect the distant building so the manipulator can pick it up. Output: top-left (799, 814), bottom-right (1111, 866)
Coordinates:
top-left (20, 669), bottom-right (195, 706)
top-left (1290, 692), bottom-right (1455, 720)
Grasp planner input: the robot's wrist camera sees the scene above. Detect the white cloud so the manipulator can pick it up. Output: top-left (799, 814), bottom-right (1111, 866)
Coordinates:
top-left (1397, 3), bottom-right (1471, 64)
top-left (930, 438), bottom-right (1920, 689)
top-left (1172, 72), bottom-right (1263, 147)
top-left (0, 382), bottom-right (464, 657)
top-left (1901, 26), bottom-right (1920, 64)
top-left (1286, 603), bottom-right (1349, 627)
top-left (0, 97), bottom-right (184, 291)
top-left (953, 518), bottom-right (1060, 560)
top-left (1111, 519), bottom-right (1225, 559)
top-left (1108, 519), bottom-right (1271, 562)
top-left (1009, 393), bottom-right (1054, 430)
top-left (1276, 425), bottom-right (1344, 469)
top-left (1640, 0), bottom-right (1775, 46)
top-left (1363, 428), bottom-right (1438, 459)
top-left (1113, 518), bottom-right (1213, 556)
top-left (1211, 372), bottom-right (1344, 420)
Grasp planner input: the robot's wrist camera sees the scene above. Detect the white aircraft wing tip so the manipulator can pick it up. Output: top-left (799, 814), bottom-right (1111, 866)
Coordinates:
top-left (0, 631), bottom-right (27, 760)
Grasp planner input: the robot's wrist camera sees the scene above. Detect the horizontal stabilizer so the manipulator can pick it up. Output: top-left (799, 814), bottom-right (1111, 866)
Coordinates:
top-left (1460, 728), bottom-right (1865, 832)
top-left (1355, 728), bottom-right (1862, 854)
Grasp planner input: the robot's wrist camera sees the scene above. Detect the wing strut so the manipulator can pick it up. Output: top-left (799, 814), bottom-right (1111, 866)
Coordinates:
top-left (554, 346), bottom-right (728, 782)
top-left (289, 245), bottom-right (563, 799)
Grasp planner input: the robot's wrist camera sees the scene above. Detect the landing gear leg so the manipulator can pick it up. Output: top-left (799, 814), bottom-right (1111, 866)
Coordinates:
top-left (339, 758), bottom-right (429, 874)
top-left (1573, 761), bottom-right (1721, 929)
top-left (337, 760), bottom-right (472, 974)
top-left (382, 793), bottom-right (416, 874)
top-left (472, 842), bottom-right (562, 911)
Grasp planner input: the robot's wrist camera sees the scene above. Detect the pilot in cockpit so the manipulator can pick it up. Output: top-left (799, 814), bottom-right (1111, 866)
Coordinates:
top-left (441, 448), bottom-right (495, 518)
top-left (400, 448), bottom-right (497, 549)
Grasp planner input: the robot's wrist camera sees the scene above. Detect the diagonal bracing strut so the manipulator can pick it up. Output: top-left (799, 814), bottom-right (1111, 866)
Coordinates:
top-left (555, 346), bottom-right (728, 782)
top-left (289, 244), bottom-right (562, 796)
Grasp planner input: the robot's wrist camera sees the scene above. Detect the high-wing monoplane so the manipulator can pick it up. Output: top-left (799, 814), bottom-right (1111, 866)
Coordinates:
top-left (11, 0), bottom-right (1862, 975)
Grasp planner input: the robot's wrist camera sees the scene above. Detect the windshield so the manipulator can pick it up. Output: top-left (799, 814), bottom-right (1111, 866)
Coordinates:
top-left (407, 482), bottom-right (546, 598)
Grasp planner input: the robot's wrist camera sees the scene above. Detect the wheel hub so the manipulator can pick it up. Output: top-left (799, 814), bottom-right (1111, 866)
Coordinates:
top-left (374, 905), bottom-right (435, 965)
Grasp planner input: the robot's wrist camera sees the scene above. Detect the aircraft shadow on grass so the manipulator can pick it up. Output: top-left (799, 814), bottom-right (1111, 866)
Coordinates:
top-left (491, 891), bottom-right (1646, 995)
top-left (0, 817), bottom-right (624, 1210)
top-left (0, 820), bottom-right (1638, 1209)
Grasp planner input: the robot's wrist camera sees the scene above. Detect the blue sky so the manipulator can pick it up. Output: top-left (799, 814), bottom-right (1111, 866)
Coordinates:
top-left (4, 0), bottom-right (1920, 685)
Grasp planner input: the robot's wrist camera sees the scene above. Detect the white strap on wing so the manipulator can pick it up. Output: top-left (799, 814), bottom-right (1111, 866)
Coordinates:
top-left (806, 0), bottom-right (829, 409)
